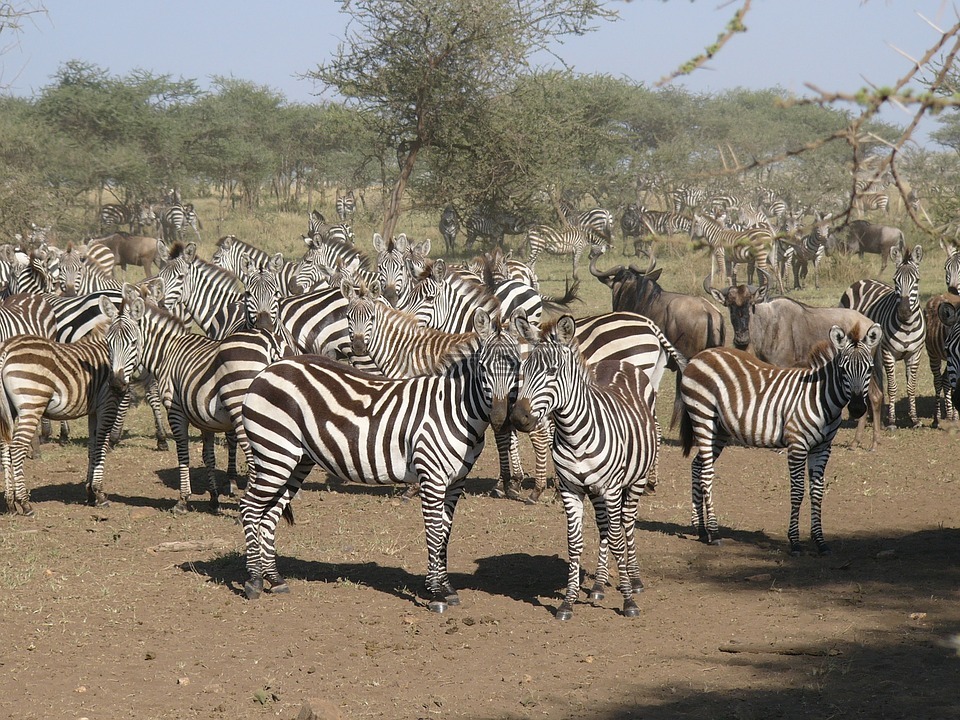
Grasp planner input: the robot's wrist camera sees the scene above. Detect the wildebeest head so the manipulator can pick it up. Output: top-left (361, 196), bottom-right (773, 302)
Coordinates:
top-left (704, 269), bottom-right (770, 350)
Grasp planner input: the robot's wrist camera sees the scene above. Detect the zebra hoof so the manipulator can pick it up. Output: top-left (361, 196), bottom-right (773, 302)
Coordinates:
top-left (789, 544), bottom-right (803, 556)
top-left (269, 582), bottom-right (290, 595)
top-left (622, 599), bottom-right (640, 618)
top-left (631, 579), bottom-right (645, 594)
top-left (244, 578), bottom-right (263, 600)
top-left (445, 591), bottom-right (461, 606)
top-left (555, 603), bottom-right (574, 621)
top-left (156, 440), bottom-right (169, 452)
top-left (427, 595), bottom-right (448, 614)
top-left (172, 500), bottom-right (190, 515)
top-left (94, 495), bottom-right (110, 508)
top-left (817, 544), bottom-right (832, 557)
top-left (588, 583), bottom-right (605, 602)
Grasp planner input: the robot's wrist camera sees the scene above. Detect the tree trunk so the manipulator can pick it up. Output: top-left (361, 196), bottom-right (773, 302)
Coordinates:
top-left (382, 140), bottom-right (421, 239)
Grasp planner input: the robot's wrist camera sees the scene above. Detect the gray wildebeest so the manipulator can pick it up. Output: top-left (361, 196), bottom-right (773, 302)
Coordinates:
top-left (705, 271), bottom-right (884, 451)
top-left (589, 249), bottom-right (725, 361)
top-left (844, 220), bottom-right (905, 272)
top-left (89, 232), bottom-right (164, 278)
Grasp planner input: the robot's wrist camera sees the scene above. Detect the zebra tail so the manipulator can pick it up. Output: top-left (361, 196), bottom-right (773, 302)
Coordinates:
top-left (0, 346), bottom-right (11, 445)
top-left (541, 279), bottom-right (581, 310)
top-left (282, 503), bottom-right (295, 526)
top-left (671, 391), bottom-right (695, 458)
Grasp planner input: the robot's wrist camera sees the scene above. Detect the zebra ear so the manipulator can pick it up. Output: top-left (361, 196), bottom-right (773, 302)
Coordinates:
top-left (239, 252), bottom-right (253, 278)
top-left (556, 315), bottom-right (577, 345)
top-left (143, 277), bottom-right (165, 304)
top-left (368, 278), bottom-right (382, 298)
top-left (828, 325), bottom-right (848, 352)
top-left (184, 242), bottom-right (198, 262)
top-left (129, 296), bottom-right (146, 322)
top-left (269, 252), bottom-right (284, 272)
top-left (473, 308), bottom-right (494, 339)
top-left (99, 295), bottom-right (119, 320)
top-left (512, 311), bottom-right (539, 344)
top-left (939, 302), bottom-right (959, 327)
top-left (220, 236), bottom-right (234, 251)
top-left (432, 258), bottom-right (448, 280)
top-left (340, 279), bottom-right (356, 300)
top-left (372, 233), bottom-right (386, 253)
top-left (889, 243), bottom-right (903, 267)
top-left (864, 323), bottom-right (882, 350)
top-left (419, 238), bottom-right (431, 257)
top-left (911, 244), bottom-right (923, 265)
top-left (121, 282), bottom-right (140, 305)
top-left (156, 239), bottom-right (169, 265)
top-left (393, 233), bottom-right (408, 252)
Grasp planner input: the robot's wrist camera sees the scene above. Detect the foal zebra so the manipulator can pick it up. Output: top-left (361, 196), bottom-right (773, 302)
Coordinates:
top-left (511, 314), bottom-right (659, 620)
top-left (673, 323), bottom-right (882, 554)
top-left (525, 224), bottom-right (607, 279)
top-left (840, 244), bottom-right (925, 429)
top-left (240, 308), bottom-right (521, 612)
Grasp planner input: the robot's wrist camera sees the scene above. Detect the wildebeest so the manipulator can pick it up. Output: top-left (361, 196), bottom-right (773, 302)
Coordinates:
top-left (844, 220), bottom-right (904, 271)
top-left (589, 250), bottom-right (725, 360)
top-left (705, 273), bottom-right (883, 450)
top-left (88, 232), bottom-right (164, 278)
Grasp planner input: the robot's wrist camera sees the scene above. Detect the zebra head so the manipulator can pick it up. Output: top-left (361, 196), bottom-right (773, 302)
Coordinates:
top-left (373, 232), bottom-right (410, 307)
top-left (509, 313), bottom-right (581, 433)
top-left (940, 239), bottom-right (960, 295)
top-left (342, 278), bottom-right (382, 358)
top-left (408, 258), bottom-right (448, 327)
top-left (240, 252), bottom-right (284, 332)
top-left (889, 244), bottom-right (923, 322)
top-left (473, 307), bottom-right (522, 432)
top-left (830, 323), bottom-right (882, 419)
top-left (156, 241), bottom-right (198, 314)
top-left (56, 246), bottom-right (85, 297)
top-left (100, 288), bottom-right (144, 394)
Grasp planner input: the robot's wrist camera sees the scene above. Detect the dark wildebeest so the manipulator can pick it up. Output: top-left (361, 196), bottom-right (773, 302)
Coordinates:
top-left (844, 220), bottom-right (904, 272)
top-left (589, 250), bottom-right (725, 361)
top-left (88, 232), bottom-right (164, 278)
top-left (706, 270), bottom-right (884, 450)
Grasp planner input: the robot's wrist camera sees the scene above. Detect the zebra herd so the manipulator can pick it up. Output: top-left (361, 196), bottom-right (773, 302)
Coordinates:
top-left (0, 203), bottom-right (956, 622)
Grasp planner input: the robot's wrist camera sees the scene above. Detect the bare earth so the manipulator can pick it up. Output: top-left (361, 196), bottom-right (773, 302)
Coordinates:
top-left (1, 395), bottom-right (959, 720)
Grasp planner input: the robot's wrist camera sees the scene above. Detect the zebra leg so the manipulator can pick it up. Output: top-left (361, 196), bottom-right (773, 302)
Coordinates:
top-left (557, 483), bottom-right (586, 620)
top-left (692, 441), bottom-right (723, 544)
top-left (240, 459), bottom-right (312, 600)
top-left (107, 388), bottom-right (133, 449)
top-left (223, 430), bottom-right (241, 498)
top-left (786, 449), bottom-right (808, 555)
top-left (881, 350), bottom-right (898, 429)
top-left (146, 379), bottom-right (169, 451)
top-left (202, 431), bottom-right (220, 514)
top-left (929, 357), bottom-right (944, 428)
top-left (601, 493), bottom-right (639, 617)
top-left (589, 497), bottom-right (609, 602)
top-left (904, 354), bottom-right (923, 428)
top-left (622, 483), bottom-right (645, 593)
top-left (168, 410), bottom-right (193, 514)
top-left (806, 446), bottom-right (833, 555)
top-left (11, 409), bottom-right (41, 516)
top-left (420, 475), bottom-right (466, 613)
top-left (2, 442), bottom-right (14, 514)
top-left (525, 420), bottom-right (553, 504)
top-left (58, 421), bottom-right (70, 446)
top-left (85, 409), bottom-right (107, 507)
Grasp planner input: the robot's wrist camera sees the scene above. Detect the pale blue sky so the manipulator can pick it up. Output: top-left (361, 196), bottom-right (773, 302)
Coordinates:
top-left (1, 1), bottom-right (953, 146)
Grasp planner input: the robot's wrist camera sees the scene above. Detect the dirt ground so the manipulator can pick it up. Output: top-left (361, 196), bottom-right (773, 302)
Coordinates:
top-left (1, 392), bottom-right (959, 720)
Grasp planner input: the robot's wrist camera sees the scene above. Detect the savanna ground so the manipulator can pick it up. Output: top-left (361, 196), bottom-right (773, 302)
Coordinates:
top-left (0, 203), bottom-right (958, 720)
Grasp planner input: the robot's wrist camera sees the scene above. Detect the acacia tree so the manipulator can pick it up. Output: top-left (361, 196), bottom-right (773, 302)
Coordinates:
top-left (309, 0), bottom-right (614, 238)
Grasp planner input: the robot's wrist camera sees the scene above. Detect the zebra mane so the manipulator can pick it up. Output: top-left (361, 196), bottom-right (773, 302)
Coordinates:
top-left (801, 340), bottom-right (835, 369)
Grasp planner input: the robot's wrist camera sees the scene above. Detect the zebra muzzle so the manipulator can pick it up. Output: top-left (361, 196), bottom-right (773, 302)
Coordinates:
top-left (509, 399), bottom-right (538, 433)
top-left (847, 395), bottom-right (867, 420)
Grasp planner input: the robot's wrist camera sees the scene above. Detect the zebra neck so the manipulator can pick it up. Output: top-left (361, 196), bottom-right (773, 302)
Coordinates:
top-left (138, 309), bottom-right (190, 375)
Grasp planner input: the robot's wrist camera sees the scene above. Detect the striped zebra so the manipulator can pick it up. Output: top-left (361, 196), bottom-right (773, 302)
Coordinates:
top-left (511, 314), bottom-right (660, 619)
top-left (101, 287), bottom-right (287, 513)
top-left (673, 323), bottom-right (882, 554)
top-left (211, 235), bottom-right (302, 297)
top-left (99, 202), bottom-right (155, 234)
top-left (336, 190), bottom-right (356, 222)
top-left (692, 214), bottom-right (783, 294)
top-left (632, 207), bottom-right (694, 257)
top-left (373, 233), bottom-right (415, 308)
top-left (941, 239), bottom-right (960, 295)
top-left (465, 210), bottom-right (525, 249)
top-left (158, 203), bottom-right (202, 243)
top-left (467, 247), bottom-right (539, 291)
top-left (567, 207), bottom-right (615, 243)
top-left (672, 184), bottom-right (706, 214)
top-left (781, 214), bottom-right (831, 290)
top-left (239, 308), bottom-right (521, 611)
top-left (55, 245), bottom-right (122, 296)
top-left (156, 241), bottom-right (248, 339)
top-left (0, 333), bottom-right (124, 515)
top-left (306, 210), bottom-right (326, 238)
top-left (2, 246), bottom-right (54, 295)
top-left (839, 244), bottom-right (925, 429)
top-left (525, 223), bottom-right (607, 279)
top-left (935, 301), bottom-right (960, 416)
top-left (925, 294), bottom-right (960, 426)
top-left (439, 205), bottom-right (460, 254)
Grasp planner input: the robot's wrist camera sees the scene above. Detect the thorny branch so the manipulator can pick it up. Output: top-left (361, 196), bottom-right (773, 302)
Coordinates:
top-left (656, 0), bottom-right (751, 88)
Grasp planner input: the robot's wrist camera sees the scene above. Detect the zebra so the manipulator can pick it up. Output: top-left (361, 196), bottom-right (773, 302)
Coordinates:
top-left (0, 333), bottom-right (125, 515)
top-left (941, 238), bottom-right (960, 295)
top-left (672, 184), bottom-right (706, 214)
top-left (619, 203), bottom-right (644, 255)
top-left (2, 246), bottom-right (54, 295)
top-left (239, 308), bottom-right (521, 612)
top-left (335, 190), bottom-right (356, 222)
top-left (156, 241), bottom-right (247, 340)
top-left (158, 204), bottom-right (202, 243)
top-left (692, 214), bottom-right (783, 294)
top-left (935, 301), bottom-right (960, 417)
top-left (101, 286), bottom-right (287, 513)
top-left (566, 207), bottom-right (615, 243)
top-left (839, 244), bottom-right (925, 429)
top-left (631, 207), bottom-right (694, 257)
top-left (99, 202), bottom-right (155, 234)
top-left (439, 205), bottom-right (460, 254)
top-left (925, 294), bottom-right (960, 426)
top-left (510, 313), bottom-right (659, 620)
top-left (306, 210), bottom-right (326, 239)
top-left (465, 209), bottom-right (525, 249)
top-left (55, 245), bottom-right (122, 297)
top-left (211, 235), bottom-right (303, 297)
top-left (373, 233), bottom-right (415, 308)
top-left (525, 223), bottom-right (607, 279)
top-left (780, 213), bottom-right (831, 290)
top-left (673, 322), bottom-right (882, 554)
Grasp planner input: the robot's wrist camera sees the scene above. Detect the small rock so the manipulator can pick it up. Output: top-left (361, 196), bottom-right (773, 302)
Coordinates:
top-left (74, 686), bottom-right (87, 694)
top-left (745, 573), bottom-right (772, 583)
top-left (876, 549), bottom-right (897, 559)
top-left (177, 676), bottom-right (190, 686)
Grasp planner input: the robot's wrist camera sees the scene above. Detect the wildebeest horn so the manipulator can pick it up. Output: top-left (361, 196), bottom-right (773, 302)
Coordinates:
top-left (588, 251), bottom-right (621, 279)
top-left (756, 266), bottom-right (771, 286)
top-left (702, 274), bottom-right (715, 295)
